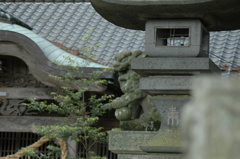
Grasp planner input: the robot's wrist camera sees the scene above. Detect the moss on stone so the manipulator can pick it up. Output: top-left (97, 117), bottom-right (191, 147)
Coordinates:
top-left (146, 128), bottom-right (181, 147)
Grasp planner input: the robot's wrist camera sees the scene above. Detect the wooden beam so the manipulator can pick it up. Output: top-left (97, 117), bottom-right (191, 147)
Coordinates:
top-left (0, 88), bottom-right (53, 99)
top-left (0, 116), bottom-right (65, 132)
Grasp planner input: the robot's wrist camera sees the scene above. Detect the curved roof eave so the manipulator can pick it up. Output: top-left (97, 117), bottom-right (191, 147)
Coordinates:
top-left (0, 22), bottom-right (113, 91)
top-left (0, 22), bottom-right (109, 69)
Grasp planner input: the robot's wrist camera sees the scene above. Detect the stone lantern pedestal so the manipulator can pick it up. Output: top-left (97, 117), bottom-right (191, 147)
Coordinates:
top-left (108, 20), bottom-right (220, 159)
top-left (129, 21), bottom-right (219, 158)
top-left (131, 57), bottom-right (219, 158)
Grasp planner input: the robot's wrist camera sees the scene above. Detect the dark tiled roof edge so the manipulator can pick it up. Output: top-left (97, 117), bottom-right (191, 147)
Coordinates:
top-left (0, 8), bottom-right (32, 29)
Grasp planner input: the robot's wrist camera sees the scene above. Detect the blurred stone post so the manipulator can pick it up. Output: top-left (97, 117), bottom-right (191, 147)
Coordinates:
top-left (182, 77), bottom-right (240, 159)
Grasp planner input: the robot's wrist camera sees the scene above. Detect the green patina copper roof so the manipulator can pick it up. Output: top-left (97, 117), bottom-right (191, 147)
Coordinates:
top-left (0, 22), bottom-right (108, 68)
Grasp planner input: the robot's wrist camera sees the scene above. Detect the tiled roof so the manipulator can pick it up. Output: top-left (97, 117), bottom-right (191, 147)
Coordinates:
top-left (1, 3), bottom-right (240, 76)
top-left (0, 3), bottom-right (145, 66)
top-left (0, 8), bottom-right (32, 29)
top-left (0, 22), bottom-right (108, 68)
top-left (210, 31), bottom-right (240, 70)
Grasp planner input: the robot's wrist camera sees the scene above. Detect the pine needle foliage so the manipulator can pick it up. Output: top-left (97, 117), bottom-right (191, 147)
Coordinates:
top-left (22, 62), bottom-right (114, 159)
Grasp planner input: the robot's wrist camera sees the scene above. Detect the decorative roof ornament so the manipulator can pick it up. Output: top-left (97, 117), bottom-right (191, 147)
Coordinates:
top-left (0, 9), bottom-right (32, 30)
top-left (91, 0), bottom-right (240, 31)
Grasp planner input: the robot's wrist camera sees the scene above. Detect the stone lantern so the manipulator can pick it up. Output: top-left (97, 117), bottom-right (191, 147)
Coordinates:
top-left (91, 0), bottom-right (240, 158)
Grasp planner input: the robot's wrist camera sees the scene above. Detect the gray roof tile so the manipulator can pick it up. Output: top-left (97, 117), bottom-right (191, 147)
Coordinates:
top-left (1, 3), bottom-right (240, 77)
top-left (0, 3), bottom-right (147, 65)
top-left (0, 22), bottom-right (107, 68)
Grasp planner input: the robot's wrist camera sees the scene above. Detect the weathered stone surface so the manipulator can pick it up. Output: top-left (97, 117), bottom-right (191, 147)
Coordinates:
top-left (118, 154), bottom-right (182, 159)
top-left (0, 116), bottom-right (65, 132)
top-left (151, 96), bottom-right (190, 129)
top-left (139, 76), bottom-right (192, 95)
top-left (141, 96), bottom-right (190, 153)
top-left (182, 77), bottom-right (240, 159)
top-left (105, 50), bottom-right (160, 130)
top-left (131, 57), bottom-right (220, 76)
top-left (141, 128), bottom-right (182, 153)
top-left (91, 0), bottom-right (240, 31)
top-left (106, 50), bottom-right (146, 121)
top-left (109, 131), bottom-right (183, 158)
top-left (109, 131), bottom-right (157, 154)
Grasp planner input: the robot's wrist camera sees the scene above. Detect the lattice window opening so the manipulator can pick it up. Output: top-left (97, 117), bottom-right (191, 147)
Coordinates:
top-left (156, 28), bottom-right (190, 47)
top-left (0, 132), bottom-right (59, 159)
top-left (0, 132), bottom-right (117, 159)
top-left (96, 143), bottom-right (117, 159)
top-left (77, 142), bottom-right (117, 159)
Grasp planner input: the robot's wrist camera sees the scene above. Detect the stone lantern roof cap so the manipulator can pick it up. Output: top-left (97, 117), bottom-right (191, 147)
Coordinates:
top-left (91, 0), bottom-right (240, 31)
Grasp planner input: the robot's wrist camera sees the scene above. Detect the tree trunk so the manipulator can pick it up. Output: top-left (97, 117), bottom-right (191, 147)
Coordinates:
top-left (0, 136), bottom-right (51, 159)
top-left (57, 138), bottom-right (68, 159)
